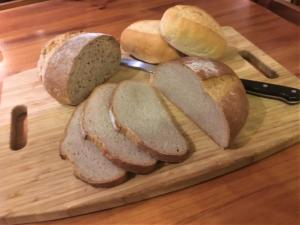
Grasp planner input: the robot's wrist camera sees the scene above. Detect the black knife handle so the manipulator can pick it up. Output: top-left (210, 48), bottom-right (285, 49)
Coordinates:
top-left (241, 79), bottom-right (300, 105)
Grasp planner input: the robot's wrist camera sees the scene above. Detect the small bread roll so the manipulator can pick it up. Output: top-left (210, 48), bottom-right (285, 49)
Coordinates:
top-left (120, 20), bottom-right (181, 64)
top-left (160, 5), bottom-right (227, 59)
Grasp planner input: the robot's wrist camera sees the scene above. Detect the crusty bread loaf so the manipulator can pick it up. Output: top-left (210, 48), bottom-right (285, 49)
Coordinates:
top-left (111, 81), bottom-right (188, 162)
top-left (38, 32), bottom-right (121, 105)
top-left (160, 5), bottom-right (227, 59)
top-left (82, 83), bottom-right (157, 174)
top-left (120, 20), bottom-right (181, 64)
top-left (152, 57), bottom-right (249, 148)
top-left (60, 102), bottom-right (127, 187)
top-left (37, 32), bottom-right (81, 82)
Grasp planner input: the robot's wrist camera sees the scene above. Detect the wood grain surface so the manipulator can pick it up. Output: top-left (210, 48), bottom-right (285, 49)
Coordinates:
top-left (0, 0), bottom-right (47, 11)
top-left (0, 0), bottom-right (299, 225)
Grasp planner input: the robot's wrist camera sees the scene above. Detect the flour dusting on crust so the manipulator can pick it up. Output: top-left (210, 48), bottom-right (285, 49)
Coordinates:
top-left (184, 60), bottom-right (220, 77)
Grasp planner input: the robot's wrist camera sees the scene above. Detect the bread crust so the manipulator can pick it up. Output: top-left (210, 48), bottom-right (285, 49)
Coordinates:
top-left (219, 81), bottom-right (249, 145)
top-left (42, 33), bottom-right (101, 105)
top-left (37, 32), bottom-right (81, 82)
top-left (110, 81), bottom-right (188, 163)
top-left (120, 20), bottom-right (180, 64)
top-left (171, 57), bottom-right (249, 147)
top-left (179, 57), bottom-right (234, 79)
top-left (160, 5), bottom-right (227, 59)
top-left (59, 105), bottom-right (79, 160)
top-left (72, 167), bottom-right (128, 188)
top-left (60, 102), bottom-right (128, 187)
top-left (85, 133), bottom-right (157, 174)
top-left (112, 115), bottom-right (188, 163)
top-left (82, 84), bottom-right (157, 174)
top-left (40, 32), bottom-right (120, 105)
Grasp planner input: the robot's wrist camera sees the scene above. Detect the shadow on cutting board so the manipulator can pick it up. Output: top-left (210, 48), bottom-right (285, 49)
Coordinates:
top-left (231, 95), bottom-right (266, 149)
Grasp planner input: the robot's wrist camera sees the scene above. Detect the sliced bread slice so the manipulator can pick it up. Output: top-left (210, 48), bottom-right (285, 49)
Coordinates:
top-left (151, 57), bottom-right (249, 148)
top-left (60, 102), bottom-right (127, 187)
top-left (111, 81), bottom-right (188, 162)
top-left (82, 83), bottom-right (157, 174)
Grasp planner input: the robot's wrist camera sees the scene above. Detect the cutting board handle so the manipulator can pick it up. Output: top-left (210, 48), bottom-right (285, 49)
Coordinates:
top-left (10, 105), bottom-right (28, 150)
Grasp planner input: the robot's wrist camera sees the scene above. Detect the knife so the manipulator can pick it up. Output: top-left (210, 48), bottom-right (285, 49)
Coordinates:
top-left (121, 57), bottom-right (300, 105)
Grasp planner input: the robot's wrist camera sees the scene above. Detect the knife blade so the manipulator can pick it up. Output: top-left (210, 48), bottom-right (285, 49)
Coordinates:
top-left (121, 57), bottom-right (300, 105)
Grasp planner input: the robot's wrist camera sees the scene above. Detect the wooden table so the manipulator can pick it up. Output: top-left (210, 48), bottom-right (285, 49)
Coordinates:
top-left (0, 0), bottom-right (299, 224)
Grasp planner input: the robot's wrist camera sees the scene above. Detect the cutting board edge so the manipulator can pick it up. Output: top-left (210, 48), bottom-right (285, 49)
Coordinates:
top-left (2, 138), bottom-right (299, 225)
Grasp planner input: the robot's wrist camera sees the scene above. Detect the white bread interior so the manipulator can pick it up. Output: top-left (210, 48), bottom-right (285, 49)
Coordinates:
top-left (60, 102), bottom-right (127, 187)
top-left (111, 81), bottom-right (188, 162)
top-left (82, 83), bottom-right (157, 174)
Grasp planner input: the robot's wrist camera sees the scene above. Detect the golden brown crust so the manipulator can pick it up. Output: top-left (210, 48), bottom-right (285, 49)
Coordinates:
top-left (73, 169), bottom-right (128, 188)
top-left (176, 5), bottom-right (223, 34)
top-left (161, 57), bottom-right (249, 148)
top-left (111, 107), bottom-right (188, 163)
top-left (179, 57), bottom-right (234, 80)
top-left (160, 5), bottom-right (227, 59)
top-left (219, 79), bottom-right (249, 145)
top-left (120, 20), bottom-right (181, 64)
top-left (59, 105), bottom-right (77, 159)
top-left (85, 133), bottom-right (157, 174)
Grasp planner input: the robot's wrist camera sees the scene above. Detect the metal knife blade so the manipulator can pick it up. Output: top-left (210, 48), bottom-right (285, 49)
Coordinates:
top-left (121, 57), bottom-right (300, 105)
top-left (121, 57), bottom-right (157, 73)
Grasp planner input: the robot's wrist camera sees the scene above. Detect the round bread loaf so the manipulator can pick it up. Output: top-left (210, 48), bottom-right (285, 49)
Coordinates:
top-left (152, 56), bottom-right (249, 148)
top-left (37, 32), bottom-right (121, 105)
top-left (120, 20), bottom-right (181, 63)
top-left (160, 5), bottom-right (227, 59)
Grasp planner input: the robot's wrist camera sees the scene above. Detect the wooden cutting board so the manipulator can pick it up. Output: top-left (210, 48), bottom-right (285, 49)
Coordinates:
top-left (0, 27), bottom-right (299, 225)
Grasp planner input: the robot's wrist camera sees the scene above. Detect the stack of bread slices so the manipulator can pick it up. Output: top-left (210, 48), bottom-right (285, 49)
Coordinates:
top-left (60, 81), bottom-right (189, 187)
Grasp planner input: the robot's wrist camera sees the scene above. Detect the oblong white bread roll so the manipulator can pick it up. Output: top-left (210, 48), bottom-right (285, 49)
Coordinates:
top-left (160, 5), bottom-right (227, 59)
top-left (120, 20), bottom-right (181, 63)
top-left (38, 32), bottom-right (121, 105)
